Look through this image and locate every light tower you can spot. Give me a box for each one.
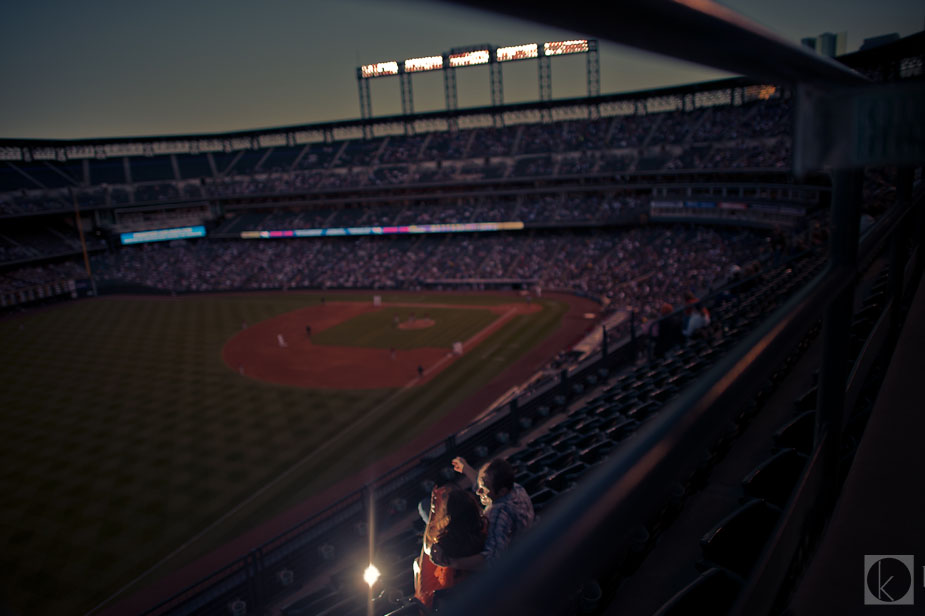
[356,39,600,128]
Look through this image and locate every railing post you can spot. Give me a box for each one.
[510,397,522,438]
[889,168,914,337]
[444,434,457,458]
[899,167,925,284]
[630,310,638,360]
[815,168,862,507]
[246,549,262,611]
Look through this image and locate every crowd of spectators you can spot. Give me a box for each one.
[420,131,469,160]
[134,182,180,203]
[558,152,599,176]
[517,123,562,155]
[511,156,555,178]
[560,117,611,152]
[0,95,797,217]
[379,134,428,164]
[90,225,772,320]
[0,261,86,294]
[0,192,69,215]
[664,138,791,171]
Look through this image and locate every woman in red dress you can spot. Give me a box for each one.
[413,485,485,610]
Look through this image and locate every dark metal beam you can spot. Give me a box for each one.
[442,0,868,87]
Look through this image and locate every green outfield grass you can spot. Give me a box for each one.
[312,306,498,349]
[0,292,568,616]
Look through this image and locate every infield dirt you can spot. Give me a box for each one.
[222,300,541,388]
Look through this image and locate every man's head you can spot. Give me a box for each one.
[476,458,514,507]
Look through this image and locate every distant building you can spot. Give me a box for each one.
[860,33,900,50]
[817,32,847,57]
[801,32,846,58]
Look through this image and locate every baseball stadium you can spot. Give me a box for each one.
[1,3,924,616]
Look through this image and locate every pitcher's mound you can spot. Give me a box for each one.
[398,318,435,330]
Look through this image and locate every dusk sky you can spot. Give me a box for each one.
[0,0,921,140]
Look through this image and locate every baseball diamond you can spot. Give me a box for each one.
[223,301,541,388]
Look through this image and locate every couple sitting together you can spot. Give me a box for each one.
[413,456,535,610]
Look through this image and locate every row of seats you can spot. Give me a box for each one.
[652,265,893,615]
[509,254,825,511]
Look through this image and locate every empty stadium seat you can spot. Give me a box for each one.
[545,462,589,492]
[625,400,659,422]
[579,440,615,465]
[519,471,548,495]
[527,451,560,474]
[605,418,639,442]
[741,448,809,507]
[699,498,782,577]
[281,587,344,616]
[529,487,558,512]
[652,567,745,616]
[773,410,816,455]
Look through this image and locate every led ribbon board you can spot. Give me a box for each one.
[120,225,206,245]
[240,221,524,239]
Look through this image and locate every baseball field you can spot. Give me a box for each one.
[0,290,595,616]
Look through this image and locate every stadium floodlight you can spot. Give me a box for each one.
[543,39,590,56]
[404,55,444,73]
[360,61,400,78]
[364,564,381,587]
[497,43,538,62]
[448,49,491,67]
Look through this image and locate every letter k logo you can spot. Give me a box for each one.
[865,555,914,605]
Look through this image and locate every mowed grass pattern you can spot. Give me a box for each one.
[312,307,498,350]
[0,292,567,616]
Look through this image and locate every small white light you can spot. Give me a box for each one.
[364,564,381,587]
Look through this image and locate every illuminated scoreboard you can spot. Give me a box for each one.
[497,43,538,62]
[543,39,590,56]
[404,55,443,73]
[448,49,491,68]
[360,61,399,79]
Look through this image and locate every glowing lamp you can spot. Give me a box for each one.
[364,564,381,587]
